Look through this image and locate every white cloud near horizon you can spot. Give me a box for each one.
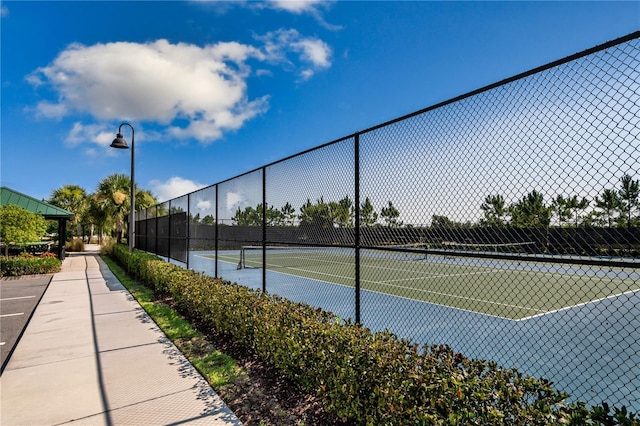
[27,33,332,145]
[150,176,207,202]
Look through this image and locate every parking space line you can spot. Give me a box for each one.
[0,313,24,318]
[0,296,37,301]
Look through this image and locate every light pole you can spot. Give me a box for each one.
[110,123,135,252]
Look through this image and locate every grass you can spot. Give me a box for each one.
[216,249,639,320]
[101,256,243,388]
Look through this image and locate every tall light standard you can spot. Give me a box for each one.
[110,123,135,252]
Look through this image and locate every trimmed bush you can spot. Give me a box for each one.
[111,245,639,425]
[1,256,61,276]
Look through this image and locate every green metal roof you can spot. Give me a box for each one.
[0,187,74,219]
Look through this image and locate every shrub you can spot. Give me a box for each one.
[111,244,639,425]
[1,256,61,276]
[100,237,116,256]
[65,238,85,252]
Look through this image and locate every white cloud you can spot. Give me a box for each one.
[267,0,324,14]
[226,191,243,211]
[31,101,67,119]
[196,200,212,210]
[65,122,120,158]
[67,122,112,146]
[291,37,331,79]
[258,29,332,80]
[28,39,267,144]
[265,0,341,30]
[28,35,331,145]
[150,177,207,202]
[255,69,273,77]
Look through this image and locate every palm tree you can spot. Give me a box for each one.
[94,174,131,243]
[93,174,157,244]
[87,195,111,244]
[48,184,90,238]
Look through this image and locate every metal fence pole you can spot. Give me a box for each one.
[155,205,158,260]
[186,193,190,269]
[354,133,361,324]
[262,167,267,293]
[215,184,219,279]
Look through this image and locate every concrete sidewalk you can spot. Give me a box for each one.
[0,245,242,425]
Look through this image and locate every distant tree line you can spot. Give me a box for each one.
[184,173,639,231]
[479,173,638,229]
[225,197,402,229]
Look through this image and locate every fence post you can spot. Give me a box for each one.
[186,193,190,269]
[168,200,172,263]
[155,205,158,259]
[262,167,267,293]
[215,184,219,279]
[354,133,361,324]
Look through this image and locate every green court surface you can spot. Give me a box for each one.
[215,249,639,320]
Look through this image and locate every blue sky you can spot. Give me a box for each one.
[1,1,638,204]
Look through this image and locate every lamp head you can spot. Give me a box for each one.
[110,132,129,149]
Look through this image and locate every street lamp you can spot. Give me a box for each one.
[110,123,135,252]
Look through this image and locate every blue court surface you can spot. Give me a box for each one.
[188,250,640,410]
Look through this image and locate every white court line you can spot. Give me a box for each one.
[273,254,421,275]
[377,280,545,313]
[211,252,603,318]
[206,254,537,321]
[1,313,24,318]
[381,269,503,283]
[517,287,640,321]
[201,252,640,322]
[258,265,517,321]
[273,265,543,314]
[0,296,37,301]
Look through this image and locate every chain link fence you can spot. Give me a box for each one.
[136,32,640,409]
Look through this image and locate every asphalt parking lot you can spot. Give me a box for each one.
[0,275,51,373]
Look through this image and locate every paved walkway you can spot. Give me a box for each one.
[1,245,242,425]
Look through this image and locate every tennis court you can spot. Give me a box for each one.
[216,246,639,320]
[190,248,640,409]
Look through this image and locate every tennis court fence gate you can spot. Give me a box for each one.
[134,32,640,409]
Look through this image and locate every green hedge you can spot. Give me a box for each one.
[112,245,639,425]
[0,255,61,276]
